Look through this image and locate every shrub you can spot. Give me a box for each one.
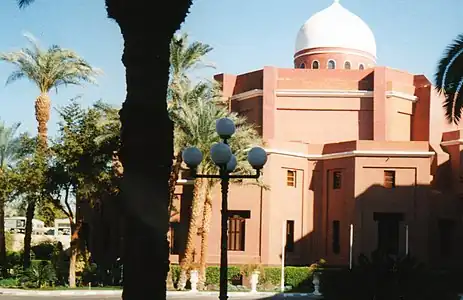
[51,242,68,286]
[170,264,181,285]
[258,266,313,289]
[284,266,312,289]
[6,251,22,270]
[32,242,56,260]
[205,266,240,285]
[20,260,56,288]
[168,264,314,290]
[0,277,19,287]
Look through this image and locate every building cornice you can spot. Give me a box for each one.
[386,91,418,102]
[230,89,263,101]
[276,89,373,98]
[440,139,463,147]
[265,149,435,160]
[177,179,194,185]
[229,89,418,102]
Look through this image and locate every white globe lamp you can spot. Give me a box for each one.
[226,155,237,173]
[247,147,267,169]
[182,147,203,168]
[216,118,236,139]
[210,142,232,166]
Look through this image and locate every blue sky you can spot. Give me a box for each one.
[0,0,461,136]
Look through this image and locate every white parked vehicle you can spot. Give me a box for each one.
[54,218,72,236]
[5,217,45,234]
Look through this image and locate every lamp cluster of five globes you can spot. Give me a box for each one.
[182,118,268,172]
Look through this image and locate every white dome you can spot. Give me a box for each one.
[295,0,377,58]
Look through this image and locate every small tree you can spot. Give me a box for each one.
[46,98,118,287]
[0,120,21,276]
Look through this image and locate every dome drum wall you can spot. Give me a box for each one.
[294,47,375,70]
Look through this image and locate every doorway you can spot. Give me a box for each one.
[373,212,404,256]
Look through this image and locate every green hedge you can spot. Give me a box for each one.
[169,265,314,288]
[260,266,313,288]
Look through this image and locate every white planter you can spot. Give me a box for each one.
[250,271,260,293]
[312,272,322,296]
[189,270,199,292]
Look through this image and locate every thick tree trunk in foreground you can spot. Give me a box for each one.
[0,192,7,277]
[23,201,35,269]
[166,154,182,288]
[34,92,51,149]
[177,179,205,290]
[198,187,212,289]
[105,1,192,299]
[68,199,82,288]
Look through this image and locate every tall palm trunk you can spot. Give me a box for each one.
[34,92,51,149]
[177,179,205,290]
[168,154,183,213]
[23,200,35,269]
[105,1,192,298]
[106,3,188,300]
[198,186,212,289]
[0,191,6,277]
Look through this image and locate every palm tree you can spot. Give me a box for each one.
[173,87,264,289]
[172,90,221,289]
[168,35,215,211]
[17,1,193,298]
[435,34,463,124]
[0,121,21,275]
[0,33,100,149]
[169,33,214,101]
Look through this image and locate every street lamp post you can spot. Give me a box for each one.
[182,117,268,300]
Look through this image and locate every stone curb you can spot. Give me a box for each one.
[0,289,123,296]
[0,288,318,297]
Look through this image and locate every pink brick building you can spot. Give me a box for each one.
[171,0,463,268]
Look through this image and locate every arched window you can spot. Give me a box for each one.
[328,60,336,69]
[300,62,306,69]
[359,64,365,70]
[344,61,351,70]
[312,60,319,69]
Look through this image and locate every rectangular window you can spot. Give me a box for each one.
[332,220,340,254]
[286,220,295,252]
[384,170,396,188]
[287,170,296,187]
[170,222,180,255]
[228,215,246,251]
[438,219,455,256]
[333,171,342,189]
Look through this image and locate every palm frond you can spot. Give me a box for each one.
[0,120,22,168]
[435,34,463,124]
[0,33,101,93]
[169,32,214,95]
[17,0,34,9]
[172,80,264,188]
